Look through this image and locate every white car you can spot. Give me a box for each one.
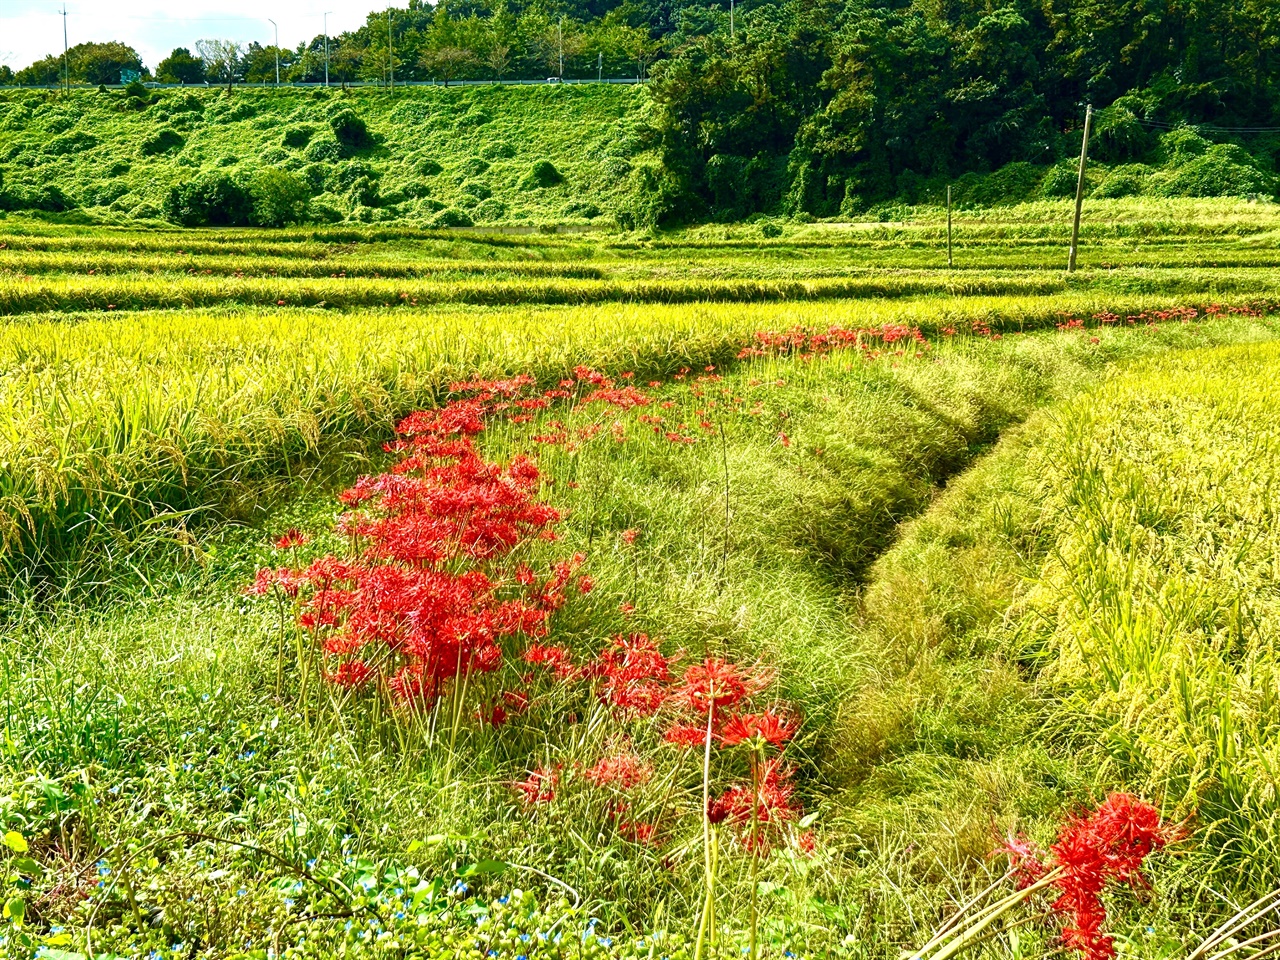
[546,77,562,84]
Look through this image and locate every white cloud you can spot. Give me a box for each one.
[0,0,378,72]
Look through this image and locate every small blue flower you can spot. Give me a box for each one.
[598,937,613,948]
[498,895,509,904]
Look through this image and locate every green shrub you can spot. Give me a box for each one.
[282,124,317,149]
[454,110,490,130]
[428,207,474,228]
[248,168,311,227]
[460,156,490,177]
[761,221,783,238]
[1092,105,1152,163]
[45,131,99,156]
[140,127,184,156]
[481,141,517,160]
[521,160,564,189]
[561,199,601,219]
[462,180,492,200]
[474,198,507,221]
[1157,144,1276,198]
[415,157,443,176]
[1094,164,1150,198]
[346,175,380,207]
[304,136,342,163]
[123,79,149,101]
[955,161,1043,206]
[1038,162,1080,198]
[328,109,372,152]
[163,171,254,226]
[1157,127,1211,166]
[306,196,344,223]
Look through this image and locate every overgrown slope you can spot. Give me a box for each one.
[0,84,652,227]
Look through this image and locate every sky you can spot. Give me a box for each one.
[0,0,378,72]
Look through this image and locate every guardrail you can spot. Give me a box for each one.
[0,78,647,90]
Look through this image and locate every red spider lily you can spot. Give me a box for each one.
[988,794,1172,960]
[478,702,508,727]
[592,634,677,716]
[245,566,303,598]
[579,385,652,410]
[619,820,660,847]
[621,528,639,544]
[584,749,653,790]
[522,643,579,680]
[275,528,310,550]
[503,689,530,713]
[996,832,1048,888]
[675,658,770,717]
[718,709,798,747]
[1050,794,1172,960]
[795,830,817,856]
[664,723,708,748]
[708,758,799,853]
[326,661,372,688]
[512,765,559,805]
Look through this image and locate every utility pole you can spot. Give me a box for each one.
[730,0,735,39]
[387,7,394,92]
[324,11,331,87]
[946,184,953,269]
[597,51,602,82]
[61,4,69,93]
[268,18,279,85]
[558,17,563,78]
[1068,103,1093,274]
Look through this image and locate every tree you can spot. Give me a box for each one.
[196,39,243,93]
[484,43,512,81]
[0,66,12,85]
[156,47,205,84]
[70,42,145,85]
[15,55,65,86]
[421,46,477,86]
[330,43,365,89]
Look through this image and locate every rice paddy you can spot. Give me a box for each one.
[2,201,1280,959]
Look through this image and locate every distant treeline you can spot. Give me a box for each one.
[3,0,1279,219]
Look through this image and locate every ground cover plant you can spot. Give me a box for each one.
[1,210,1280,959]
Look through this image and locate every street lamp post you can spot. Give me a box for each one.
[268,18,279,84]
[324,11,332,87]
[558,17,563,78]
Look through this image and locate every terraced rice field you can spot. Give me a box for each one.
[1,201,1279,960]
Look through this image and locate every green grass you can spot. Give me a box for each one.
[3,309,1280,959]
[3,209,1280,959]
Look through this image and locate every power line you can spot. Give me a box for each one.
[1132,117,1280,134]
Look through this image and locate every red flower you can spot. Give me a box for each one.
[1047,794,1172,960]
[275,528,310,550]
[664,723,707,748]
[584,750,653,790]
[675,658,768,717]
[795,830,817,856]
[619,820,660,847]
[718,709,798,747]
[512,765,559,805]
[620,528,639,544]
[326,661,372,687]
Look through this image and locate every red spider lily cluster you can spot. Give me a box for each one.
[737,323,930,360]
[510,643,806,856]
[248,380,587,706]
[998,793,1176,960]
[1054,300,1276,331]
